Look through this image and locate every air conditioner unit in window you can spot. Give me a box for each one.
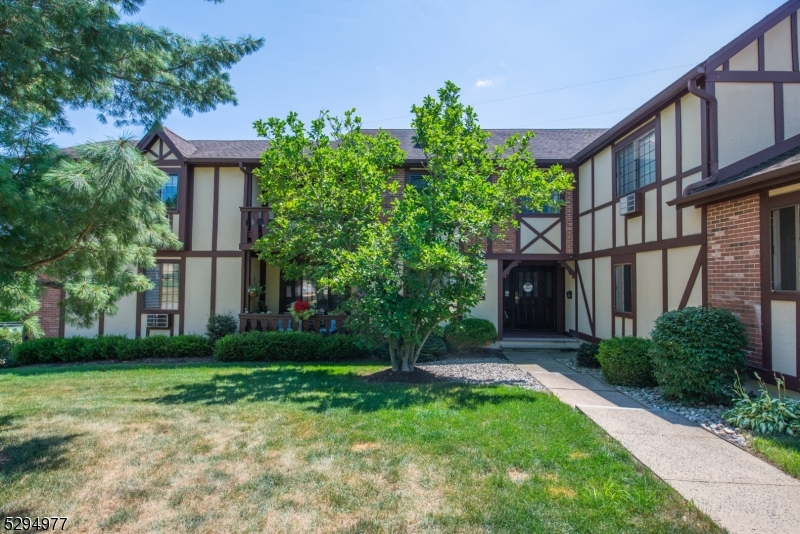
[146,314,169,328]
[619,193,641,215]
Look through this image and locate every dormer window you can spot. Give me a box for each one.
[615,130,655,196]
[161,173,179,210]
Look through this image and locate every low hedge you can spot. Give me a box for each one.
[651,306,747,403]
[213,331,369,362]
[597,336,655,387]
[444,318,497,352]
[12,334,212,365]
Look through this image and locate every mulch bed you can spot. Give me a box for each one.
[362,367,451,384]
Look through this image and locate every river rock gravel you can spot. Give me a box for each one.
[418,358,548,392]
[556,357,751,448]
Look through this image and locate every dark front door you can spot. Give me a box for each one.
[503,266,556,331]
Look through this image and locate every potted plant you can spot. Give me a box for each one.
[248,284,264,298]
[289,300,314,331]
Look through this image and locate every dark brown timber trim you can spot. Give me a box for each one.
[775,82,785,144]
[758,34,766,72]
[679,244,705,309]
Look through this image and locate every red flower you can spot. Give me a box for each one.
[292,300,311,313]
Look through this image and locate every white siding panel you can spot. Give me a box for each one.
[215,257,242,316]
[595,257,612,339]
[579,160,593,213]
[783,83,800,140]
[636,251,662,338]
[681,94,702,171]
[594,206,613,251]
[627,216,642,246]
[771,300,797,376]
[765,17,793,71]
[184,257,212,334]
[471,260,499,330]
[717,83,775,168]
[577,259,593,336]
[662,185,678,240]
[191,168,215,251]
[217,168,245,251]
[660,104,677,180]
[104,293,137,337]
[729,40,759,71]
[594,147,613,206]
[579,213,593,253]
[644,189,658,242]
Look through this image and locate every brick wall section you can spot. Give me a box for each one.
[706,194,763,367]
[37,287,63,338]
[564,189,574,255]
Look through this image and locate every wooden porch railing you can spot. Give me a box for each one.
[240,206,272,249]
[238,313,347,334]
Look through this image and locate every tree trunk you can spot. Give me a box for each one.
[388,340,400,372]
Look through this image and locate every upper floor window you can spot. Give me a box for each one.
[521,192,562,214]
[161,174,179,210]
[613,263,632,313]
[143,263,180,310]
[616,130,655,196]
[772,205,798,291]
[407,174,429,191]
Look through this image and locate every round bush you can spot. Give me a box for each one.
[576,342,600,368]
[418,335,448,362]
[651,306,747,403]
[597,336,655,387]
[206,312,238,344]
[443,318,497,352]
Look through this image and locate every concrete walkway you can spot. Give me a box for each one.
[506,351,800,534]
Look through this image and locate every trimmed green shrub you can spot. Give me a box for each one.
[418,335,448,362]
[650,306,748,403]
[213,332,368,362]
[443,318,497,352]
[0,328,22,365]
[597,336,655,387]
[206,312,238,344]
[11,334,212,365]
[576,342,600,368]
[725,375,800,436]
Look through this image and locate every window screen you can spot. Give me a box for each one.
[614,264,632,313]
[772,206,798,291]
[616,130,656,196]
[143,263,180,310]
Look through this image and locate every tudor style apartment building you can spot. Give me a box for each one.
[40,0,800,390]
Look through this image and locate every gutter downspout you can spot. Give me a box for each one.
[683,67,719,196]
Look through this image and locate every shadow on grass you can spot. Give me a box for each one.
[0,434,81,476]
[146,366,540,413]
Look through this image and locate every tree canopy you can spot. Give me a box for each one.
[0,0,263,333]
[253,82,573,371]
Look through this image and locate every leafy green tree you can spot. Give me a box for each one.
[254,82,573,371]
[0,0,263,333]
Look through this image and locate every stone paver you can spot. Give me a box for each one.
[505,351,800,534]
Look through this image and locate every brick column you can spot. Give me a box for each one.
[706,194,762,366]
[37,288,63,338]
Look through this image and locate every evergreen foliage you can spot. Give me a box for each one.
[443,318,498,352]
[597,336,655,387]
[0,0,263,333]
[212,332,368,362]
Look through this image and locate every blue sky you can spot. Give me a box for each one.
[53,0,786,146]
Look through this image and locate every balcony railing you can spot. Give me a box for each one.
[238,313,347,334]
[240,206,272,249]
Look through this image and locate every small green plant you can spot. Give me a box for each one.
[725,374,800,436]
[443,318,497,352]
[576,342,600,368]
[597,336,655,387]
[206,312,238,344]
[247,284,264,296]
[650,306,747,403]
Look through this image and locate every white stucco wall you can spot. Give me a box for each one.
[636,250,663,338]
[717,82,775,168]
[184,257,212,334]
[217,168,245,251]
[470,260,499,331]
[191,168,215,251]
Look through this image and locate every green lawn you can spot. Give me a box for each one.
[751,434,800,479]
[0,362,721,533]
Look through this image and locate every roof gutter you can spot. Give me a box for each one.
[683,67,719,196]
